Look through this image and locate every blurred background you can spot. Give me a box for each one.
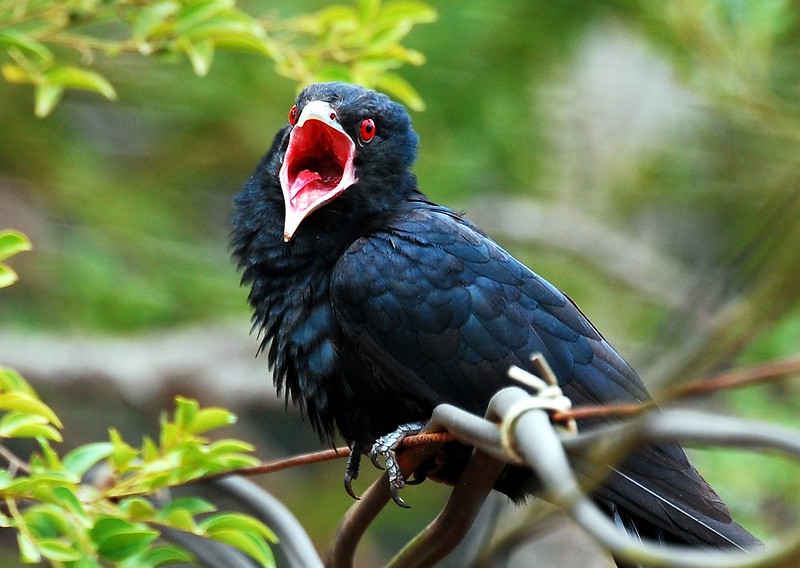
[2,0,800,565]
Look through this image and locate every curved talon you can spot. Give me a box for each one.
[344,472,361,500]
[344,446,362,500]
[370,450,385,470]
[406,471,427,486]
[390,483,410,508]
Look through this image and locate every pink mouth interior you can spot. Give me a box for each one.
[284,121,354,209]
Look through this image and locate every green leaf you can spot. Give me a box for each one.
[0,393,62,428]
[37,438,62,470]
[298,6,359,35]
[0,265,18,289]
[141,435,159,462]
[63,443,114,478]
[173,397,199,432]
[108,428,139,472]
[0,471,30,492]
[207,438,254,454]
[52,486,89,523]
[179,44,212,83]
[70,557,104,568]
[0,231,32,262]
[17,532,41,563]
[137,544,193,566]
[34,84,64,118]
[0,30,54,62]
[159,497,216,517]
[379,1,438,26]
[0,412,62,441]
[0,231,31,288]
[162,508,197,532]
[207,530,275,567]
[1,63,31,84]
[90,517,159,561]
[189,407,236,434]
[174,0,235,34]
[376,72,425,111]
[0,367,36,396]
[45,67,117,100]
[213,32,277,58]
[23,505,73,537]
[312,64,354,84]
[369,19,414,51]
[201,513,277,542]
[36,538,83,562]
[132,1,181,51]
[119,497,157,520]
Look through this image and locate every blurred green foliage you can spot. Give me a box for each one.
[0,0,434,116]
[2,0,800,562]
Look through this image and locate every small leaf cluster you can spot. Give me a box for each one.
[0,326,275,566]
[0,231,275,565]
[1,0,435,116]
[275,0,437,110]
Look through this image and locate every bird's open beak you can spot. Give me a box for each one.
[279,100,357,242]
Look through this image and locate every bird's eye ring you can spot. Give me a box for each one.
[360,118,376,143]
[288,105,299,126]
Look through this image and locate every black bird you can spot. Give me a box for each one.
[231,82,759,550]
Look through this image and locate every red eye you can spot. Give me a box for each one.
[288,105,299,126]
[360,118,376,142]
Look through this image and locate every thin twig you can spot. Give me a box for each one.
[0,444,31,476]
[202,446,351,482]
[552,355,800,423]
[672,355,800,398]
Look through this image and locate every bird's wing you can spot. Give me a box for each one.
[331,203,755,547]
[332,203,649,411]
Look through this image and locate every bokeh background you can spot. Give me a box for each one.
[3,1,800,565]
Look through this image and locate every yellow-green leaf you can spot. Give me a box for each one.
[17,532,41,563]
[63,442,114,477]
[189,407,236,434]
[174,0,235,34]
[0,230,31,261]
[207,530,275,567]
[37,538,83,562]
[1,63,31,84]
[34,84,64,118]
[376,72,425,111]
[45,67,117,100]
[141,544,193,566]
[0,393,62,428]
[132,1,181,47]
[0,412,62,441]
[201,513,277,542]
[0,367,36,396]
[0,30,54,62]
[119,497,157,520]
[0,265,18,288]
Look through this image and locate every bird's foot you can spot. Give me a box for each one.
[370,421,427,508]
[344,445,362,500]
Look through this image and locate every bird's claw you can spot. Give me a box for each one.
[344,446,362,500]
[369,449,385,470]
[369,421,426,507]
[390,480,410,508]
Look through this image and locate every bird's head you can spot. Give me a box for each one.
[278,82,419,242]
